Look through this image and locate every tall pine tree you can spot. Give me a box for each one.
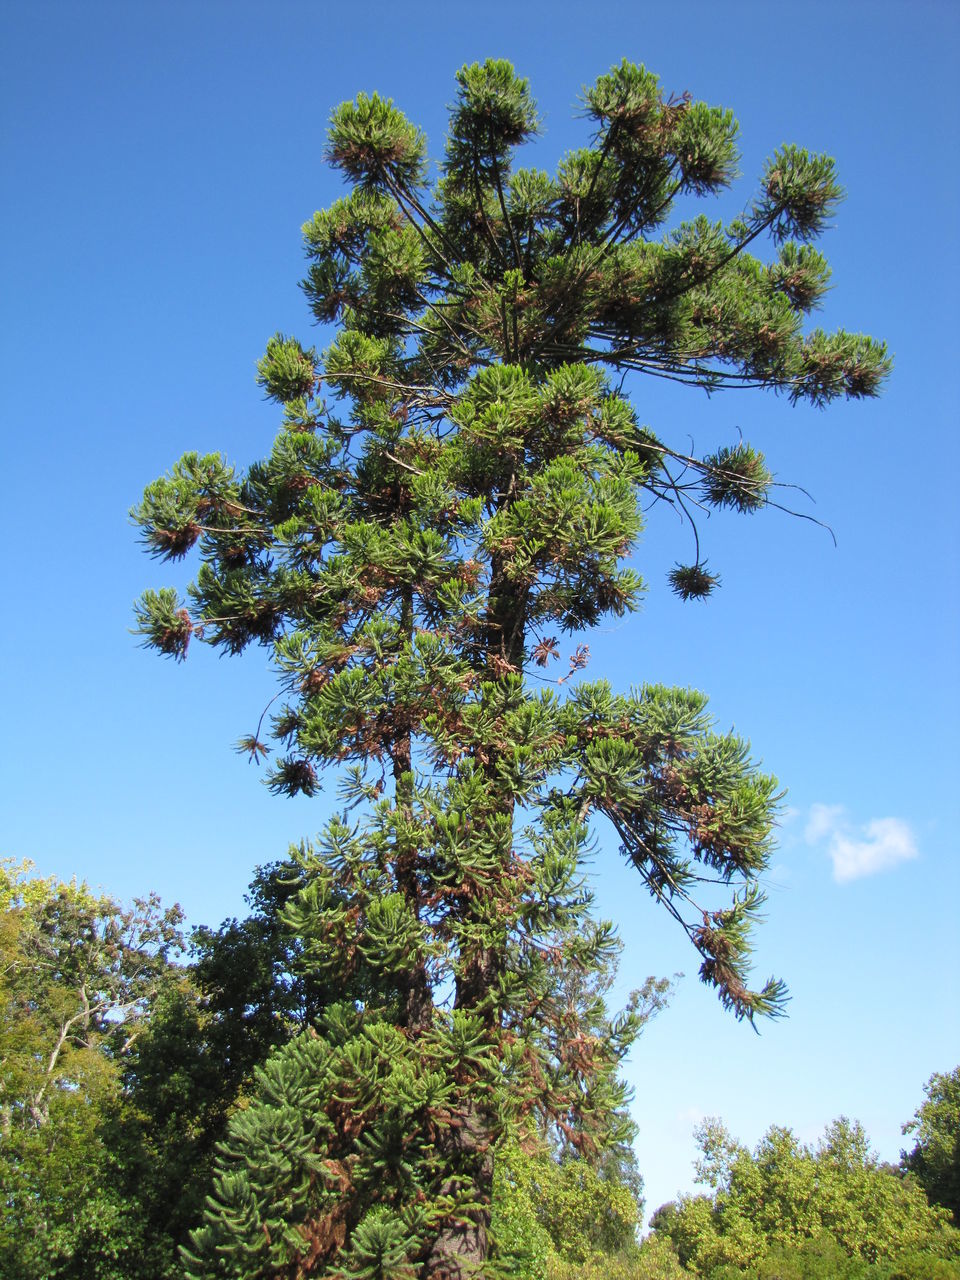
[133,60,889,1278]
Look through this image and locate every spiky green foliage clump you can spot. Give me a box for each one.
[133,59,889,1278]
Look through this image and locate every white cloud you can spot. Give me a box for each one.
[805,803,845,844]
[805,805,919,883]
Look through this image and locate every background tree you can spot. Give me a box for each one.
[902,1069,960,1226]
[711,1239,960,1280]
[490,967,671,1278]
[650,1117,960,1276]
[0,859,184,1279]
[118,858,375,1272]
[492,1137,642,1273]
[133,58,889,1278]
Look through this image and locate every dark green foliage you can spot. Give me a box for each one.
[668,563,720,601]
[902,1069,960,1226]
[181,1007,484,1278]
[114,860,356,1274]
[132,58,889,1277]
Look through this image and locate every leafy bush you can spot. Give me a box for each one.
[653,1118,960,1276]
[546,1234,692,1278]
[491,1138,643,1276]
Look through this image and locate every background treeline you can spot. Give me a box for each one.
[2,857,957,1280]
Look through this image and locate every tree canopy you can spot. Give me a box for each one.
[651,1116,960,1277]
[903,1069,960,1226]
[0,859,184,1279]
[132,58,890,1278]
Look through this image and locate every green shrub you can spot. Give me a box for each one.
[546,1234,692,1279]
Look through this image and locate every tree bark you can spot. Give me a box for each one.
[393,582,434,1034]
[423,1098,494,1279]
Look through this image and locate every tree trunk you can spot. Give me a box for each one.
[394,582,434,1034]
[423,1098,494,1279]
[426,555,528,1276]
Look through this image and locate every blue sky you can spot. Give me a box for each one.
[2,0,958,1221]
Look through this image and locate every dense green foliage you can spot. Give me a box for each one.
[0,859,346,1279]
[903,1069,960,1225]
[3,861,957,1280]
[0,859,184,1279]
[708,1243,960,1280]
[651,1117,960,1276]
[113,861,342,1272]
[129,57,890,1277]
[492,1137,643,1275]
